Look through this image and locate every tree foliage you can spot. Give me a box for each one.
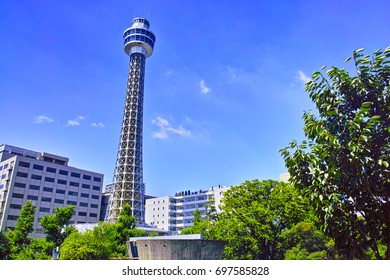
[40,205,75,247]
[281,47,390,259]
[283,221,336,260]
[0,232,10,260]
[6,200,36,258]
[180,207,209,236]
[2,200,52,259]
[60,222,120,260]
[60,204,145,259]
[211,180,310,259]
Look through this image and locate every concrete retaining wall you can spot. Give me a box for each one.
[127,239,225,260]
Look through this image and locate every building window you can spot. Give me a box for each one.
[91,195,99,200]
[79,202,88,207]
[83,175,91,180]
[10,204,22,209]
[68,191,78,196]
[80,193,89,198]
[29,185,40,190]
[43,187,53,192]
[93,177,101,183]
[70,181,79,187]
[46,167,56,173]
[33,164,44,171]
[31,174,42,180]
[12,193,24,199]
[7,215,19,221]
[92,186,100,191]
[78,212,87,216]
[45,177,55,183]
[90,204,98,208]
[14,182,26,189]
[27,195,38,201]
[59,170,68,176]
[18,161,30,168]
[89,213,97,218]
[41,197,52,202]
[16,172,28,178]
[54,199,64,204]
[57,179,67,185]
[82,184,90,189]
[67,200,77,206]
[56,189,65,194]
[70,172,80,178]
[39,207,50,213]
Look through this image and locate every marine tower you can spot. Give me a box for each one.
[105,18,156,224]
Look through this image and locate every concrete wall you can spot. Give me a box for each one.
[128,239,225,260]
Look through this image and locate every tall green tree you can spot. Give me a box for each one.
[115,204,145,255]
[40,205,75,247]
[6,201,53,259]
[180,208,209,236]
[7,200,35,258]
[281,47,390,259]
[212,180,309,259]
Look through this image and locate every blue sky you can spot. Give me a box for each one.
[1,0,389,197]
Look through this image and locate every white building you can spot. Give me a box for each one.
[0,144,104,238]
[145,185,231,233]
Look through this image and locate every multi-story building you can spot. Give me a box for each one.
[0,144,104,238]
[145,186,231,233]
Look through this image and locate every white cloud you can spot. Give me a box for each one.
[34,115,55,124]
[297,70,310,84]
[91,122,106,128]
[200,79,211,94]
[165,69,174,76]
[152,116,191,139]
[67,115,86,127]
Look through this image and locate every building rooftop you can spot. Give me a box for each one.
[0,144,69,166]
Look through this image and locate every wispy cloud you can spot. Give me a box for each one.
[224,65,262,91]
[152,116,191,140]
[91,122,106,128]
[67,115,85,127]
[165,69,174,76]
[34,115,55,124]
[297,70,310,84]
[200,79,211,94]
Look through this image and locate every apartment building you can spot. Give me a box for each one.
[145,185,231,233]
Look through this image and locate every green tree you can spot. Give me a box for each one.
[60,204,145,260]
[205,195,219,222]
[40,205,75,247]
[11,238,53,260]
[180,208,209,236]
[281,47,390,259]
[0,231,10,260]
[212,180,309,259]
[60,222,120,260]
[115,204,145,255]
[283,221,336,260]
[7,200,35,258]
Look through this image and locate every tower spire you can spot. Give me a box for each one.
[105,17,156,224]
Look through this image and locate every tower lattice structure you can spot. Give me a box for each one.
[105,18,156,224]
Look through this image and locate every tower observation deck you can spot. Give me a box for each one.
[105,17,156,224]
